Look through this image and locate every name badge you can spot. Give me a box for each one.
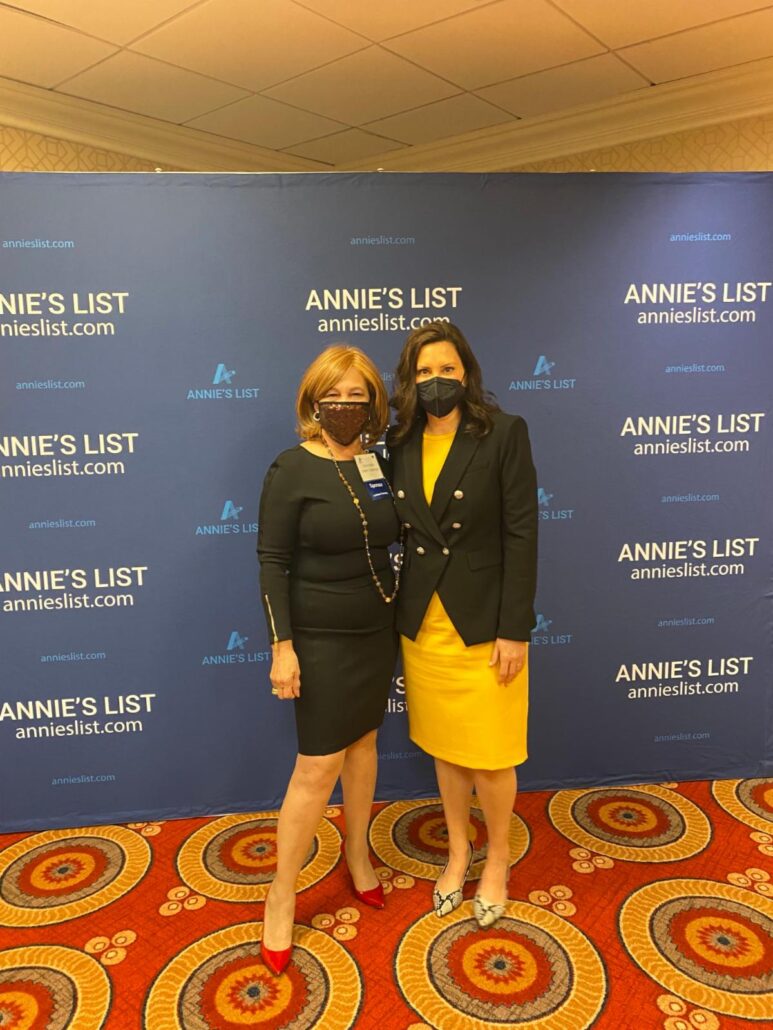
[355,453,390,501]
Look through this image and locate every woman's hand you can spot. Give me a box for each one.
[270,640,301,699]
[489,639,527,685]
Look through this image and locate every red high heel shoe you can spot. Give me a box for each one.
[260,940,292,977]
[340,839,385,910]
[261,888,293,976]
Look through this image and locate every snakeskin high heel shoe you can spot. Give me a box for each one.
[473,892,506,929]
[433,842,474,917]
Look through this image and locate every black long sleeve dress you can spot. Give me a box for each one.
[257,446,399,755]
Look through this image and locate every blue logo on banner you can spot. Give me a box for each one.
[186,364,260,400]
[531,613,573,646]
[213,363,235,385]
[509,356,576,392]
[201,630,269,666]
[537,487,575,521]
[195,501,257,537]
[227,630,248,651]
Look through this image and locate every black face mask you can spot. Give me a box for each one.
[317,401,370,446]
[416,377,466,418]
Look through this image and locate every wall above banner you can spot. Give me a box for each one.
[1,171,770,831]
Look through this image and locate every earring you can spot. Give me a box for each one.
[312,410,321,422]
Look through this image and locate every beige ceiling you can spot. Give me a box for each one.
[1,0,773,168]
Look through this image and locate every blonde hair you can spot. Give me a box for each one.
[296,345,389,445]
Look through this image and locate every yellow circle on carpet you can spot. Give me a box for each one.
[619,878,773,1019]
[712,780,773,834]
[549,785,710,862]
[396,900,606,1028]
[0,945,111,1028]
[144,922,361,1028]
[462,937,538,995]
[370,799,529,880]
[0,827,150,927]
[176,812,340,902]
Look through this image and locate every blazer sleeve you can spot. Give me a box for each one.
[497,416,538,640]
[257,458,303,643]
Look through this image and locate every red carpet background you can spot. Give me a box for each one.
[0,778,771,1028]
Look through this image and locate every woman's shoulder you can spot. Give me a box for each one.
[490,409,527,428]
[386,419,420,451]
[484,410,529,440]
[270,444,308,466]
[263,445,309,478]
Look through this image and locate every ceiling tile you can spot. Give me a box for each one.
[365,93,513,145]
[551,0,769,49]
[284,128,406,165]
[477,54,649,118]
[264,46,460,123]
[186,94,347,149]
[293,0,487,41]
[383,0,604,89]
[0,6,116,88]
[57,52,248,123]
[620,8,773,83]
[131,0,368,91]
[5,1,200,45]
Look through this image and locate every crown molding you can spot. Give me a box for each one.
[2,57,772,175]
[0,77,325,172]
[344,57,773,171]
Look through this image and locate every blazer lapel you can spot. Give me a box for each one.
[402,423,446,548]
[429,419,479,522]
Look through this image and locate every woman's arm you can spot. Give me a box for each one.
[257,458,303,697]
[497,416,538,642]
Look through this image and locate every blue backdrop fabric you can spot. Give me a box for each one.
[1,171,771,831]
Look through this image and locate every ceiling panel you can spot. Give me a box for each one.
[0,0,769,169]
[292,0,487,41]
[621,8,773,83]
[285,128,406,165]
[551,0,771,49]
[0,5,116,88]
[131,0,368,91]
[186,94,347,149]
[58,52,248,124]
[365,93,513,145]
[477,54,649,118]
[384,0,604,89]
[264,46,460,124]
[5,1,201,45]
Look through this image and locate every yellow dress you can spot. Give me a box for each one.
[400,430,529,770]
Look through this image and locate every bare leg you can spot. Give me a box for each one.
[340,729,379,891]
[474,767,517,903]
[263,750,346,950]
[434,757,475,894]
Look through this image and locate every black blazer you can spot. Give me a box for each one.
[390,411,537,646]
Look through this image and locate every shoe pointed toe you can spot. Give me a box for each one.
[433,888,463,917]
[341,838,386,909]
[260,941,292,976]
[433,843,474,917]
[354,883,385,909]
[473,892,506,929]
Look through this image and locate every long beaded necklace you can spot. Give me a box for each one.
[325,444,404,604]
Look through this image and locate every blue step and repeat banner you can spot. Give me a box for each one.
[1,172,771,831]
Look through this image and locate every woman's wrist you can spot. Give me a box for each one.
[272,639,294,653]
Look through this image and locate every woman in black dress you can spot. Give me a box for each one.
[257,344,399,975]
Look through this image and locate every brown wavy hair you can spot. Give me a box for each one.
[388,322,500,446]
[296,344,389,446]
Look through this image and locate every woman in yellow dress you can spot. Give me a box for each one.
[388,321,537,928]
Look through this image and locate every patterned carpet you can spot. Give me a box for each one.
[0,779,771,1028]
